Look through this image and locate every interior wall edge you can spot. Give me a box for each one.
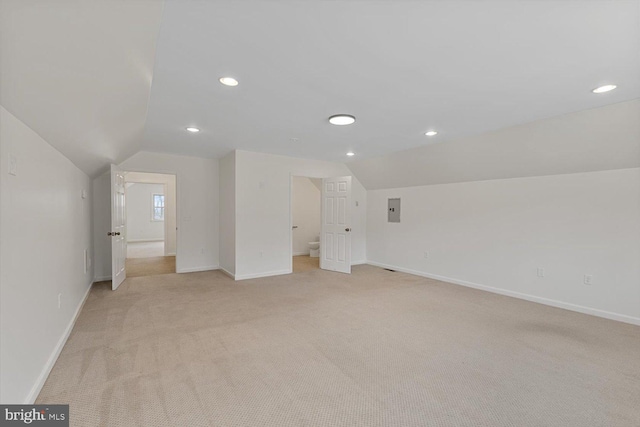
[175,265,219,274]
[218,267,236,280]
[234,269,293,281]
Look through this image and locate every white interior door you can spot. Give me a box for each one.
[321,176,352,274]
[110,164,126,290]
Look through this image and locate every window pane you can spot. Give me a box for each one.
[154,207,164,221]
[154,194,164,208]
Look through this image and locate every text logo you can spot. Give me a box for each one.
[1,405,68,426]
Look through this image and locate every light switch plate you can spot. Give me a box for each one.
[8,155,17,176]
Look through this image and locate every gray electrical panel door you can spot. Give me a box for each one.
[388,198,401,222]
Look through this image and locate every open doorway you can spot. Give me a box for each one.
[291,176,322,273]
[124,171,177,278]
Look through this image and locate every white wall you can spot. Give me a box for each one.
[234,150,366,280]
[219,151,236,275]
[92,151,219,275]
[292,176,321,255]
[366,168,640,324]
[121,152,218,273]
[0,106,93,403]
[126,183,165,242]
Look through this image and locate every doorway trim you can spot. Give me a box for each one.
[121,169,179,270]
[288,173,325,273]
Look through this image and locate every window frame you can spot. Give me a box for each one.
[152,193,165,222]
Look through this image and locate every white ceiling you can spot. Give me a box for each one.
[142,0,640,163]
[0,0,164,177]
[1,1,639,178]
[349,99,640,189]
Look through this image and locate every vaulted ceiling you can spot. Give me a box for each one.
[1,0,639,180]
[0,0,164,176]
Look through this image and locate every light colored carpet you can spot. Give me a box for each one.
[125,256,176,278]
[36,266,640,426]
[127,241,164,258]
[293,255,319,273]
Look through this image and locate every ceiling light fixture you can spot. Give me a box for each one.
[219,77,239,87]
[329,114,356,125]
[425,131,438,136]
[186,127,200,133]
[346,152,355,156]
[592,84,617,94]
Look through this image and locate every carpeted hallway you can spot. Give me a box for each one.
[36,265,640,426]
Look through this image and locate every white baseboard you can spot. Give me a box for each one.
[176,265,219,274]
[293,251,310,256]
[166,252,176,256]
[25,281,94,404]
[127,238,164,243]
[351,260,367,266]
[367,260,640,326]
[93,275,111,282]
[235,269,292,281]
[219,268,235,279]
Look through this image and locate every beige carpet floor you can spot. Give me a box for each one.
[293,255,319,273]
[127,241,165,259]
[36,266,640,426]
[125,256,176,278]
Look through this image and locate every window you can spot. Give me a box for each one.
[152,194,165,221]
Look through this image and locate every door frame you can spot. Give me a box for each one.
[289,173,350,273]
[121,168,179,270]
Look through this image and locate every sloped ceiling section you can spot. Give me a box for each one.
[347,100,640,190]
[0,0,164,177]
[141,0,639,163]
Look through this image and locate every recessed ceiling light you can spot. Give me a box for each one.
[219,77,239,87]
[425,131,438,136]
[592,84,617,94]
[346,152,355,156]
[329,114,356,125]
[186,127,200,133]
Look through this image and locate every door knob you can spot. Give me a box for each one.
[107,232,121,236]
[345,228,351,232]
[107,232,113,236]
[115,232,121,236]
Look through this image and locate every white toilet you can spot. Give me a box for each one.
[309,237,320,258]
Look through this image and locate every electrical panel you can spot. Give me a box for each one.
[388,198,400,223]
